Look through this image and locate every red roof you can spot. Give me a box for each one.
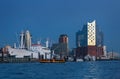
[32,44,41,46]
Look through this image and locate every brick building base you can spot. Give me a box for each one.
[76,46,104,58]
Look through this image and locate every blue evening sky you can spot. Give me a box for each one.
[0,0,120,52]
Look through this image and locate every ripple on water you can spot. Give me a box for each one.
[0,61,120,79]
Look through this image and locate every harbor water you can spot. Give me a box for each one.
[0,61,120,79]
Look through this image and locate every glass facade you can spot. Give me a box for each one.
[76,20,103,47]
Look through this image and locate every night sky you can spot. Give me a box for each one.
[0,0,120,53]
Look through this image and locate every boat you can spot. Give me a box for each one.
[3,30,66,63]
[6,30,51,62]
[39,59,65,63]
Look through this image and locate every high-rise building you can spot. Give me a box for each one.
[76,20,103,47]
[76,20,104,59]
[59,34,68,43]
[51,34,69,58]
[87,20,96,46]
[76,25,87,47]
[59,34,69,57]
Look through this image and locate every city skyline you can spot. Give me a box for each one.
[0,0,120,53]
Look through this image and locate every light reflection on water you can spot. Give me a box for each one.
[83,62,99,79]
[0,61,120,79]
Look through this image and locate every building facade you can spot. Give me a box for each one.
[51,34,69,59]
[76,20,104,59]
[76,20,103,47]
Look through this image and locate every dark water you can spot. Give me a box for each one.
[0,61,120,79]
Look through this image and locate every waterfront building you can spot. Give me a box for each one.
[76,20,103,47]
[59,34,68,43]
[51,34,69,58]
[76,20,104,59]
[59,34,69,57]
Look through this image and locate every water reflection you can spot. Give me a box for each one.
[83,62,99,79]
[0,61,120,79]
